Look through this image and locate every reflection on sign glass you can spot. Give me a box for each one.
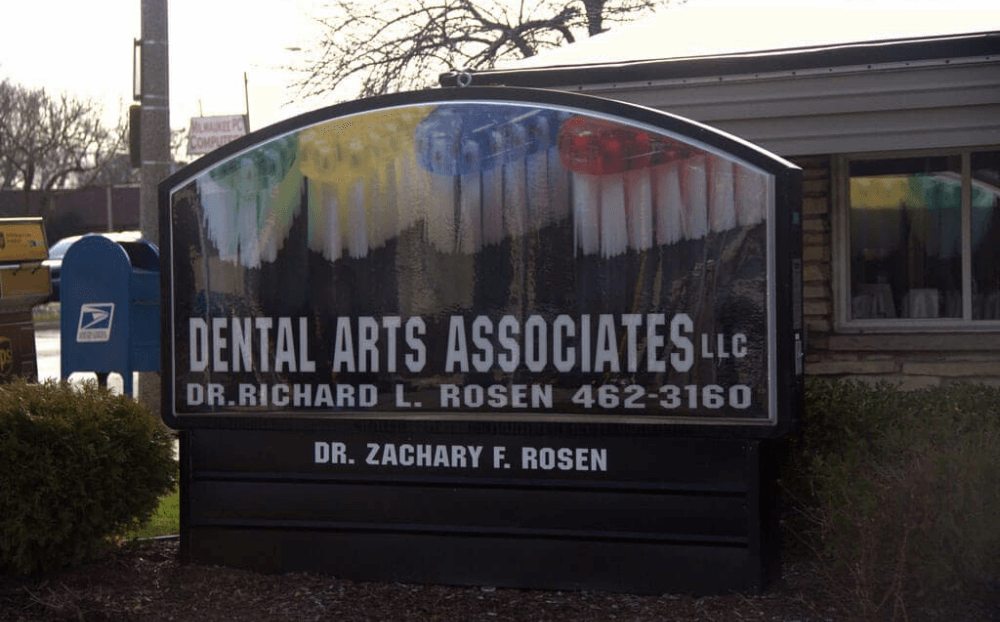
[169,101,774,425]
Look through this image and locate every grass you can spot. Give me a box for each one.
[120,488,180,540]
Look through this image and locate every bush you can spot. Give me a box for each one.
[781,379,1000,620]
[0,379,177,575]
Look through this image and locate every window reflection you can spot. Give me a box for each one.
[972,150,1000,320]
[849,156,962,319]
[848,151,1000,322]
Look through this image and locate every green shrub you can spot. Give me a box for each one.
[781,379,1000,620]
[0,378,177,575]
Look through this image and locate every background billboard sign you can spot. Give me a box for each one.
[161,88,802,437]
[187,114,249,156]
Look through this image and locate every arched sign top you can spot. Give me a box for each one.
[160,87,802,437]
[167,87,796,189]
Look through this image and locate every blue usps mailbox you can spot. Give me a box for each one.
[60,234,160,396]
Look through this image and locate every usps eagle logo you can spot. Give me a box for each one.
[76,303,115,343]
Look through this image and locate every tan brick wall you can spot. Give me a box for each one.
[793,156,834,342]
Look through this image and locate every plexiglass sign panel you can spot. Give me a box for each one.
[161,88,801,435]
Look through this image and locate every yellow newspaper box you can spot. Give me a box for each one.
[0,218,50,381]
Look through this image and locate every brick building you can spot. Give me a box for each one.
[0,186,140,245]
[442,3,1000,388]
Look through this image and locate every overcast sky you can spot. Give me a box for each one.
[0,0,321,134]
[1,0,994,139]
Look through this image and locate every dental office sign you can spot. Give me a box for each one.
[161,88,802,437]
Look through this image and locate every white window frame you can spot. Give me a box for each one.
[834,147,1000,333]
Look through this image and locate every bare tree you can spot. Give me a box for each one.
[295,0,670,101]
[0,79,131,212]
[0,79,21,192]
[76,115,141,189]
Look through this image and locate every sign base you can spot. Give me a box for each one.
[179,430,780,595]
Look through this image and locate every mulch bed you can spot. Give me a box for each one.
[1,538,994,622]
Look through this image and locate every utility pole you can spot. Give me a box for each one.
[138,0,169,414]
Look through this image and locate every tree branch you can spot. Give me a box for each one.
[291,0,670,102]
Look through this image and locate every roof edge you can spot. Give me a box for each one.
[440,31,1000,89]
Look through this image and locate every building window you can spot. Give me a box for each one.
[844,149,1000,327]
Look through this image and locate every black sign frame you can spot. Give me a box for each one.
[159,86,802,439]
